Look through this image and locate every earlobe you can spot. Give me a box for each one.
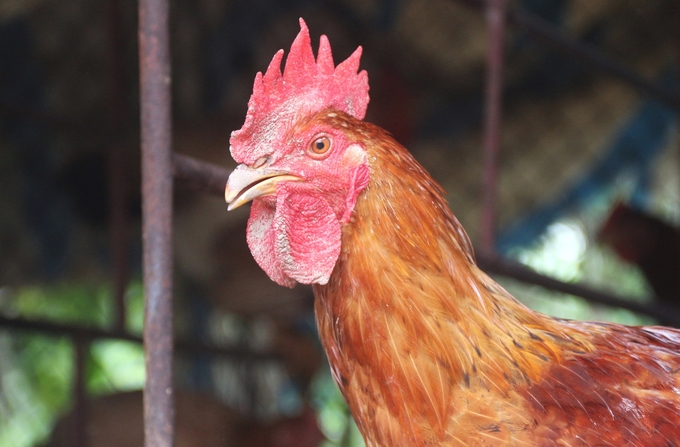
[342,144,367,165]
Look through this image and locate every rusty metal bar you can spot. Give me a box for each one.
[455,0,680,111]
[476,253,680,327]
[480,0,507,255]
[0,315,279,360]
[107,0,130,332]
[73,337,88,447]
[173,153,231,196]
[139,0,174,445]
[108,148,130,331]
[677,0,680,214]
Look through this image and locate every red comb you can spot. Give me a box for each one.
[230,18,369,163]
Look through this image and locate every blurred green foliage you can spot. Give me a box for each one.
[0,281,145,447]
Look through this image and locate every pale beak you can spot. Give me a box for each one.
[225,164,300,211]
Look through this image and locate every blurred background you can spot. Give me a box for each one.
[0,0,679,446]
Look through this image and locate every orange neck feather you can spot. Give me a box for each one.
[313,121,587,445]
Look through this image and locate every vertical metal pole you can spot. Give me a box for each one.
[139,0,174,446]
[481,0,507,255]
[107,0,129,332]
[72,337,88,447]
[677,0,680,219]
[109,148,130,331]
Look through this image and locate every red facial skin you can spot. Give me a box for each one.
[242,112,370,287]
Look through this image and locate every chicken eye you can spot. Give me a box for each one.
[310,136,331,155]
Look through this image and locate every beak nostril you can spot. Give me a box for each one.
[253,156,270,169]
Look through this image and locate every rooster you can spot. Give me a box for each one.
[599,202,680,307]
[224,19,680,446]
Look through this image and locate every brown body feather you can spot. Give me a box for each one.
[312,113,680,446]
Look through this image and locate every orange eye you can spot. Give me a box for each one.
[310,136,331,155]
